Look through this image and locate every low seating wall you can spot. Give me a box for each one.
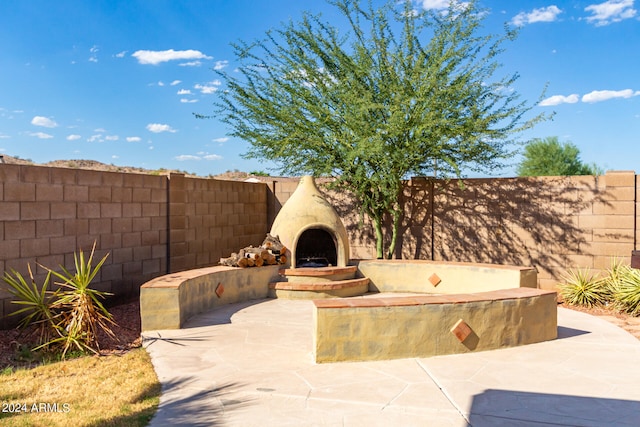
[313,288,558,363]
[140,265,281,331]
[140,260,541,332]
[356,259,537,293]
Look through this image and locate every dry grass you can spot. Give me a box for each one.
[0,347,160,427]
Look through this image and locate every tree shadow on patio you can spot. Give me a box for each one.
[468,388,640,426]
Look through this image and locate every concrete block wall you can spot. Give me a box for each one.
[0,165,269,328]
[0,164,168,327]
[270,171,638,290]
[169,174,268,273]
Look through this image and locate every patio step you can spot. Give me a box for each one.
[268,277,370,299]
[278,265,357,283]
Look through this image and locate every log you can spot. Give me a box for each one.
[219,234,289,268]
[220,252,242,267]
[261,233,286,254]
[263,252,277,265]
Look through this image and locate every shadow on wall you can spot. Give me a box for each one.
[468,389,640,426]
[323,175,622,282]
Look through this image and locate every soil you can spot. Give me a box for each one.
[0,300,142,371]
[1,300,638,371]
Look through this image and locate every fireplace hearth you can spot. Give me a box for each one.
[270,176,350,269]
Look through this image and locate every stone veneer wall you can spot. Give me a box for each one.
[0,165,268,327]
[270,171,637,290]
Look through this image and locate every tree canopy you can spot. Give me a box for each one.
[516,137,601,177]
[208,0,548,258]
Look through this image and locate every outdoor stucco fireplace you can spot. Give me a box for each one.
[270,176,350,268]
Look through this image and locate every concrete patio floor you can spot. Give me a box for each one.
[142,297,640,426]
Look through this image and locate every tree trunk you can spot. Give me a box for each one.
[386,208,401,260]
[374,217,384,259]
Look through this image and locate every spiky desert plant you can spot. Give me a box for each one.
[3,265,58,347]
[600,257,626,301]
[613,265,640,316]
[558,267,608,308]
[44,242,116,356]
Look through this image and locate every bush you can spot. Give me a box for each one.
[3,265,57,347]
[3,242,117,358]
[612,266,640,316]
[558,268,610,308]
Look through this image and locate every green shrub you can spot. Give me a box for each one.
[3,243,117,358]
[3,265,58,347]
[44,243,116,356]
[558,268,609,307]
[613,266,640,316]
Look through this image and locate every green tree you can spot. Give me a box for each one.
[516,137,601,177]
[208,0,547,259]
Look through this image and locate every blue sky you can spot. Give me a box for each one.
[0,0,638,177]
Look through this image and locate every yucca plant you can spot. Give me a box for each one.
[613,266,640,316]
[558,267,609,308]
[44,242,117,356]
[598,257,627,303]
[3,265,58,347]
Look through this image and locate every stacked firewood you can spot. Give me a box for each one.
[219,233,288,268]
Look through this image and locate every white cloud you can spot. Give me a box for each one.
[213,60,229,70]
[180,98,198,103]
[175,153,223,161]
[157,81,165,87]
[89,45,99,63]
[132,49,212,65]
[420,0,469,11]
[105,135,119,141]
[170,80,182,86]
[29,132,54,139]
[146,123,177,133]
[66,134,82,141]
[126,136,142,142]
[585,0,636,26]
[115,51,127,58]
[175,154,200,161]
[177,89,192,95]
[212,137,229,143]
[539,94,580,106]
[421,0,453,9]
[512,6,562,26]
[179,61,202,67]
[582,89,640,103]
[94,127,106,132]
[112,155,119,159]
[31,116,58,128]
[0,134,10,139]
[87,134,103,142]
[194,80,221,94]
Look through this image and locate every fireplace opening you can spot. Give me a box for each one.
[295,228,337,268]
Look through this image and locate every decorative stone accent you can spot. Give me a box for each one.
[428,273,442,287]
[450,319,472,342]
[215,282,225,298]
